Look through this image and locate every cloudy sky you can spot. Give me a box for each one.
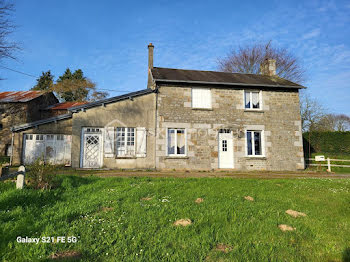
[0,0,349,114]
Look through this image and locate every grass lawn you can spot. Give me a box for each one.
[1,176,350,261]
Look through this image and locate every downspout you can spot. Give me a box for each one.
[154,86,159,170]
[10,131,14,166]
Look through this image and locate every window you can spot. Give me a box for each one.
[116,127,135,156]
[57,135,64,140]
[245,91,261,109]
[26,134,33,140]
[167,128,186,156]
[246,131,263,156]
[219,129,230,133]
[192,88,212,109]
[46,135,54,140]
[36,135,44,141]
[222,140,227,152]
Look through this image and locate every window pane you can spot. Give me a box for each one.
[252,92,260,109]
[247,131,252,155]
[168,129,175,154]
[254,132,261,155]
[245,91,251,109]
[177,130,185,155]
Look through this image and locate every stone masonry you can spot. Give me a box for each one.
[155,84,304,171]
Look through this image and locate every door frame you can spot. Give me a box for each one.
[80,127,104,168]
[218,131,234,169]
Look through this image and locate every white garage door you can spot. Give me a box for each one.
[23,134,72,165]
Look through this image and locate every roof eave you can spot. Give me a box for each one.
[68,89,155,112]
[154,79,306,89]
[11,113,72,132]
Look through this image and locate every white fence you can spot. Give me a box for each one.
[307,156,350,172]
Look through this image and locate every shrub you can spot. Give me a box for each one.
[303,131,350,155]
[27,159,57,190]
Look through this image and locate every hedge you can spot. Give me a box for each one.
[303,131,350,156]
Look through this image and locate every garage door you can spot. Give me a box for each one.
[23,134,72,165]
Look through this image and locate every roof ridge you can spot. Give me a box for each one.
[153,67,272,77]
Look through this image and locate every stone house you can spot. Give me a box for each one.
[0,91,58,157]
[11,44,305,170]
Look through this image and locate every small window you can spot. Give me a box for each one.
[46,135,54,140]
[222,140,227,152]
[167,128,186,156]
[57,135,64,140]
[36,135,44,141]
[245,91,261,109]
[246,131,262,156]
[116,127,135,156]
[26,134,33,140]
[192,88,212,109]
[219,129,230,133]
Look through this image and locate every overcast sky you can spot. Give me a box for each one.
[0,0,349,115]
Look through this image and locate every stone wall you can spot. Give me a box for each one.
[71,93,156,169]
[0,103,28,156]
[156,84,304,171]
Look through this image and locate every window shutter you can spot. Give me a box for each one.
[104,127,114,157]
[192,88,211,108]
[136,127,147,157]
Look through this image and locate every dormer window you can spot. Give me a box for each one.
[245,90,261,110]
[192,88,212,109]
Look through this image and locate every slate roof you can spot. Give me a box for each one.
[68,88,155,112]
[151,67,305,89]
[43,101,88,110]
[11,113,72,132]
[0,91,45,102]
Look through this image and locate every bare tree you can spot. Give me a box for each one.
[299,92,325,133]
[316,114,350,131]
[218,41,306,83]
[0,0,18,62]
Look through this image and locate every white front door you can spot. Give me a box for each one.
[81,128,103,168]
[218,132,234,168]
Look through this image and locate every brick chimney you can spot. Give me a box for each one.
[147,43,154,89]
[148,43,154,70]
[260,58,276,76]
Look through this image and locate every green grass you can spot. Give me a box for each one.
[1,176,350,261]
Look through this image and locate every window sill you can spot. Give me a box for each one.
[116,156,137,159]
[245,156,266,160]
[165,156,189,159]
[244,109,264,113]
[192,108,213,111]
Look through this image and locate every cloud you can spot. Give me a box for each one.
[302,28,321,40]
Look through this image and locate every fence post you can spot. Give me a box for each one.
[16,165,25,189]
[327,158,331,173]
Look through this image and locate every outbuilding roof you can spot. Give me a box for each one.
[0,91,45,102]
[151,67,305,89]
[43,101,88,110]
[11,113,72,132]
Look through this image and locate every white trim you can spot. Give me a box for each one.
[245,129,265,157]
[243,90,263,111]
[166,128,187,157]
[81,127,104,168]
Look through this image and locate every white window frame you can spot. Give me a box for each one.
[166,128,187,156]
[244,90,262,110]
[245,130,265,157]
[192,87,212,109]
[116,127,136,157]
